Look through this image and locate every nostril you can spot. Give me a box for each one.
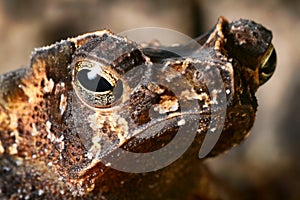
[253,31,259,38]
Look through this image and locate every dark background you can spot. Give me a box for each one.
[0,0,299,199]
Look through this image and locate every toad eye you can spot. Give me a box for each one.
[77,69,114,92]
[73,61,123,108]
[259,44,276,85]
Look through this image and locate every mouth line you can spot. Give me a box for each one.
[128,110,220,143]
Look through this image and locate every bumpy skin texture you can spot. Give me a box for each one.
[0,17,276,199]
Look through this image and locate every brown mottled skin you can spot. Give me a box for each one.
[0,17,276,199]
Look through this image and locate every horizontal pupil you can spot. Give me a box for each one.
[77,69,113,92]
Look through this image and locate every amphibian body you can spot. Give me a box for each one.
[0,17,276,199]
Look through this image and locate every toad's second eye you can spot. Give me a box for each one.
[259,45,276,85]
[73,61,123,108]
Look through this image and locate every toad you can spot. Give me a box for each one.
[0,17,276,199]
